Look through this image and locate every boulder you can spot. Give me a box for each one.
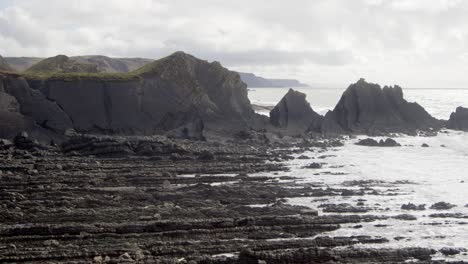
[401,203,426,211]
[447,107,468,131]
[356,138,401,147]
[322,79,442,135]
[430,202,456,210]
[270,89,323,134]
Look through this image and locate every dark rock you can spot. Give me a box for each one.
[24,52,254,138]
[380,138,401,147]
[393,214,417,220]
[440,247,465,256]
[356,138,401,147]
[319,203,370,213]
[197,150,215,161]
[430,202,457,210]
[322,79,442,135]
[303,162,322,169]
[157,109,205,140]
[356,138,379,147]
[270,89,323,134]
[447,106,468,131]
[421,143,429,147]
[401,203,426,211]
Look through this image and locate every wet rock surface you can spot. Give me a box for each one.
[356,138,401,147]
[0,134,452,263]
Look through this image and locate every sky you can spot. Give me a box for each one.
[1,0,468,88]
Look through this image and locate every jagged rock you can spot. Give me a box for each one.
[322,79,442,135]
[447,106,468,131]
[25,52,254,137]
[379,138,401,147]
[430,202,456,210]
[356,138,401,147]
[0,72,73,142]
[270,89,323,134]
[401,203,426,211]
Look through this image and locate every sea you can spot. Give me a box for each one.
[248,87,468,261]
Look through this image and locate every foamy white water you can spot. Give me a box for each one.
[249,88,468,260]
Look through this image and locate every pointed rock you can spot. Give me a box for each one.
[323,78,441,135]
[270,89,323,134]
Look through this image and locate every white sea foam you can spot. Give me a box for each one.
[248,88,468,258]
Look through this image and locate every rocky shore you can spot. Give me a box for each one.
[1,52,468,263]
[1,132,467,263]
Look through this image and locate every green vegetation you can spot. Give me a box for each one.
[23,71,141,81]
[19,51,187,81]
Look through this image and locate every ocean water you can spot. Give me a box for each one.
[248,87,468,260]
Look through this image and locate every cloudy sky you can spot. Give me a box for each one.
[1,0,468,88]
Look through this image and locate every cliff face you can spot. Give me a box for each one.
[447,107,468,131]
[322,79,442,135]
[270,89,323,134]
[0,73,73,141]
[21,52,254,138]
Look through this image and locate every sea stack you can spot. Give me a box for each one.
[322,78,442,135]
[447,107,468,131]
[270,88,323,134]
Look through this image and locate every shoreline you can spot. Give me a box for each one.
[1,133,467,263]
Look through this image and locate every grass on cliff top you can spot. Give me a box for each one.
[20,52,188,81]
[23,71,141,81]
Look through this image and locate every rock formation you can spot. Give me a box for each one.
[0,52,255,141]
[0,72,72,142]
[447,106,468,131]
[270,89,323,134]
[322,79,442,135]
[0,55,14,72]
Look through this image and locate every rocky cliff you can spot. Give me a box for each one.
[0,72,72,141]
[447,106,468,131]
[16,51,255,140]
[270,89,323,134]
[322,79,442,135]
